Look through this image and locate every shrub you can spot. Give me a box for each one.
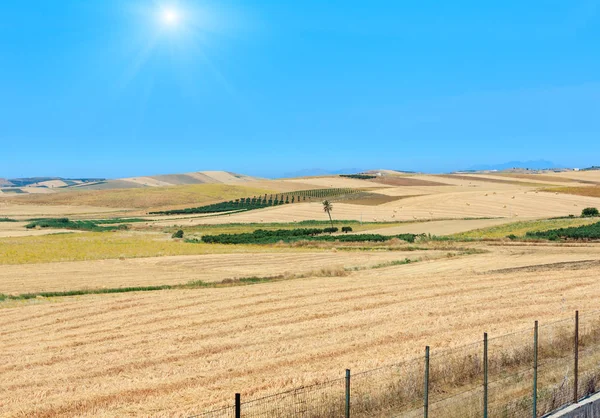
[341,226,353,233]
[25,218,131,232]
[172,230,184,239]
[323,227,339,233]
[582,207,599,217]
[506,234,517,240]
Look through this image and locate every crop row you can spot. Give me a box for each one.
[151,189,360,215]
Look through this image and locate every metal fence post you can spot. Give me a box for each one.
[235,393,241,418]
[424,346,430,418]
[345,369,351,418]
[483,332,488,418]
[533,321,538,418]
[574,311,579,403]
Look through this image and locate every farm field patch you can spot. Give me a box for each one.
[2,244,600,416]
[0,184,274,210]
[0,250,436,294]
[0,232,303,265]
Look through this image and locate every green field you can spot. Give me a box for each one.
[451,217,598,240]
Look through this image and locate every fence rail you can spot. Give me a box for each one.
[192,310,600,417]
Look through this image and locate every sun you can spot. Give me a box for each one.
[161,8,180,26]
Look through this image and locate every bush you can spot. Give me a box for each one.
[172,230,184,239]
[582,207,599,217]
[323,227,338,233]
[506,234,517,240]
[342,226,353,233]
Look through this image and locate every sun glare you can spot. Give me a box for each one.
[161,8,180,26]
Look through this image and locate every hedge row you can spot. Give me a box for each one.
[194,228,418,245]
[526,221,600,241]
[25,218,130,232]
[340,174,376,180]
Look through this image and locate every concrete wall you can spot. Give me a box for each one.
[549,392,600,417]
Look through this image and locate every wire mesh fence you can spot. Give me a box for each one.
[193,310,600,418]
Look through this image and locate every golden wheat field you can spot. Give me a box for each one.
[2,172,600,417]
[2,243,600,417]
[0,249,439,294]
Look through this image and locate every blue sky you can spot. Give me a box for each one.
[1,0,599,178]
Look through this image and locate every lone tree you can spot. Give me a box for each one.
[322,200,334,228]
[582,207,599,217]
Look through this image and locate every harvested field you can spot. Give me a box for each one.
[0,184,274,210]
[0,203,124,217]
[282,176,388,189]
[349,218,516,236]
[551,170,600,184]
[2,244,600,416]
[546,186,600,198]
[177,190,600,225]
[495,173,585,184]
[123,177,173,187]
[435,174,545,187]
[335,192,407,206]
[368,177,448,187]
[0,250,435,294]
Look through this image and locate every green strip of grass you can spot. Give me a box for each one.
[25,218,143,232]
[0,276,280,302]
[345,258,415,271]
[0,285,174,301]
[0,218,18,222]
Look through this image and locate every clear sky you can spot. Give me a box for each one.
[1,0,599,178]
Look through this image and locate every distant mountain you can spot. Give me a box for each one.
[466,160,559,172]
[281,168,365,178]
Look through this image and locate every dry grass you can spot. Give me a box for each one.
[3,243,600,416]
[435,174,546,187]
[1,184,274,210]
[496,173,582,184]
[177,189,600,225]
[547,186,600,198]
[0,250,433,294]
[369,177,448,187]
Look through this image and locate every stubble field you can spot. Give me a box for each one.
[2,244,600,417]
